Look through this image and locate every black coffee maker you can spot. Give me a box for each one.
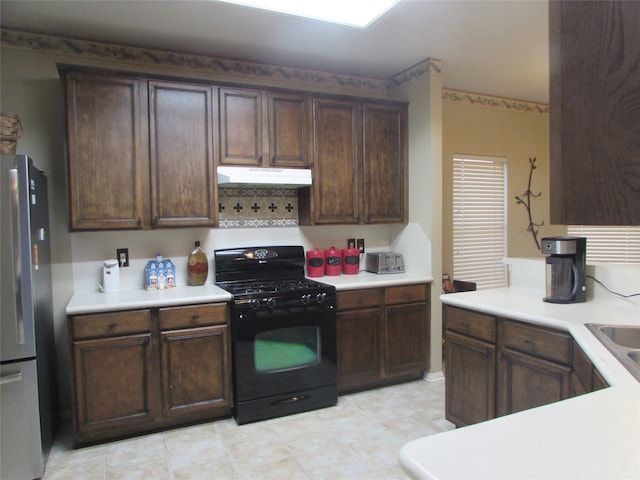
[541,236,587,304]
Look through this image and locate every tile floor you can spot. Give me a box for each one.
[43,379,454,480]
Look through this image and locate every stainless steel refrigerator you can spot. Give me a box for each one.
[1,154,57,480]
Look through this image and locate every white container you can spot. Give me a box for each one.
[102,259,120,293]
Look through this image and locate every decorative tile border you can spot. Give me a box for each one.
[442,88,549,114]
[218,186,298,228]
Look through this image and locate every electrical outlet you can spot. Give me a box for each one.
[116,248,129,267]
[347,238,356,248]
[356,238,365,254]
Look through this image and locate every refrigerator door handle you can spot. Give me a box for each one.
[9,168,25,345]
[0,372,23,385]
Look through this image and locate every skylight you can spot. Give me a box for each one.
[219,0,400,28]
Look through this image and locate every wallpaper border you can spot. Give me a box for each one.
[1,28,393,94]
[2,29,547,112]
[442,88,549,114]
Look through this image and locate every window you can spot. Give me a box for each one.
[452,156,508,289]
[566,226,640,263]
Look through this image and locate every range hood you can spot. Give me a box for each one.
[217,166,312,187]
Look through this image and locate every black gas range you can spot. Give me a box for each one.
[214,246,337,424]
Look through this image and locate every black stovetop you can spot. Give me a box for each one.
[214,246,335,300]
[218,278,331,297]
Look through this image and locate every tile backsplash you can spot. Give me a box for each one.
[218,186,298,228]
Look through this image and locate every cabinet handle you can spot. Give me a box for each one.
[459,320,469,329]
[524,338,536,346]
[0,372,23,385]
[463,343,492,357]
[136,217,142,227]
[152,216,159,226]
[190,314,200,321]
[107,322,118,330]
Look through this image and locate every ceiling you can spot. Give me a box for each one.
[0,0,549,103]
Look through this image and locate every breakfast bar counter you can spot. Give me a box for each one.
[400,287,640,480]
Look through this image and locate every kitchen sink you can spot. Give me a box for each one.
[597,326,640,349]
[586,324,640,382]
[628,350,640,367]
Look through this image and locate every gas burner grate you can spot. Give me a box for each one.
[218,278,328,296]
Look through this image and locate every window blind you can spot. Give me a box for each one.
[453,156,508,289]
[567,226,640,263]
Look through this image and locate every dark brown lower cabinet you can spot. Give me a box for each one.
[72,332,157,437]
[337,307,382,390]
[337,284,429,393]
[69,303,231,446]
[445,331,496,426]
[497,348,571,416]
[443,305,608,428]
[385,302,428,377]
[160,325,231,418]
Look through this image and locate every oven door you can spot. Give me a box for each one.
[232,305,337,403]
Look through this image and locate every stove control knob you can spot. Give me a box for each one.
[266,297,277,308]
[301,294,311,305]
[315,292,327,304]
[249,299,261,310]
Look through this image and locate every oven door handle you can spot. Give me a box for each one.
[272,394,308,405]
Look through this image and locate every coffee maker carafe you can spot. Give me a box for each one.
[541,237,586,303]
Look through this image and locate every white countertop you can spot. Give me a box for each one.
[65,284,233,315]
[65,272,433,315]
[400,287,640,480]
[316,271,433,290]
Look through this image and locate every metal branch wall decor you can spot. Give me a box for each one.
[515,157,544,250]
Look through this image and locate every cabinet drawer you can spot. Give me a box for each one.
[337,289,382,310]
[385,284,428,305]
[159,304,228,330]
[501,320,572,365]
[444,306,496,343]
[71,310,151,340]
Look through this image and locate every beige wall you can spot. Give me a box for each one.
[442,97,565,281]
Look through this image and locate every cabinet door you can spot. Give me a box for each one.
[549,1,640,225]
[64,72,147,230]
[72,333,156,437]
[269,92,312,167]
[219,87,265,165]
[160,325,231,418]
[149,81,217,227]
[363,103,407,224]
[445,331,496,427]
[312,98,361,224]
[497,348,571,417]
[336,308,381,392]
[384,303,427,378]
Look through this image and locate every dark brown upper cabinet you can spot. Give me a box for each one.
[61,66,219,230]
[299,97,407,225]
[149,81,217,227]
[219,87,312,167]
[62,70,149,230]
[549,1,640,225]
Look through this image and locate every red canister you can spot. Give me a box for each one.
[342,246,360,274]
[324,246,342,276]
[306,248,325,277]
